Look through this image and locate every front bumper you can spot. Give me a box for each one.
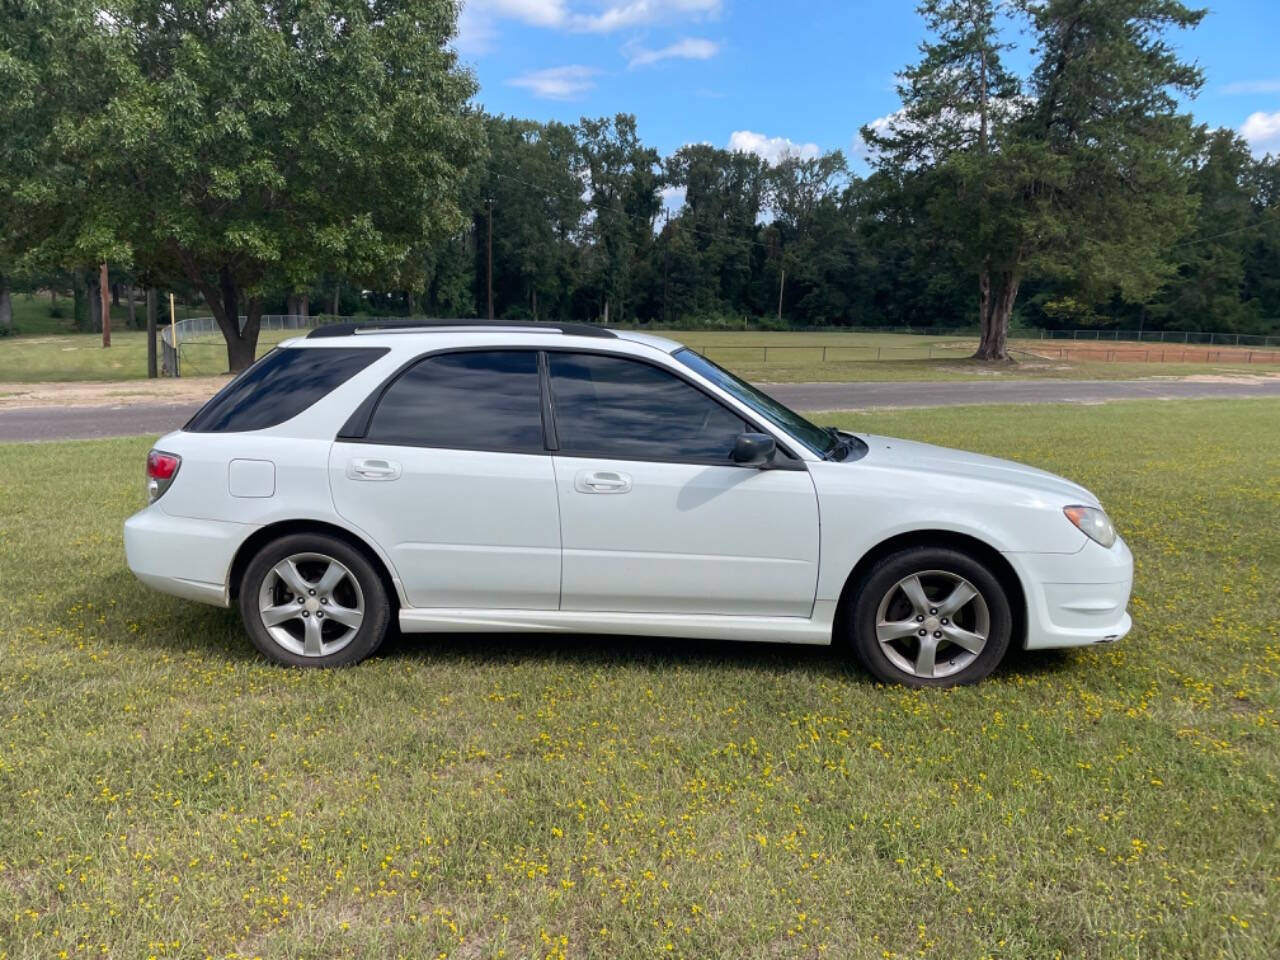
[1004,537,1134,650]
[123,506,249,608]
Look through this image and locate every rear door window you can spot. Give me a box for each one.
[364,350,545,453]
[185,346,388,433]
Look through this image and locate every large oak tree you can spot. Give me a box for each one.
[3,0,482,370]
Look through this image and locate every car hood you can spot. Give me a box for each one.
[850,434,1099,506]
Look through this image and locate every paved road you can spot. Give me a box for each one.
[769,376,1280,411]
[1,378,1277,443]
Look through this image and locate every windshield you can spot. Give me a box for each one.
[673,347,835,457]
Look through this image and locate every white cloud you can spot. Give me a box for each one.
[1240,110,1280,154]
[575,0,720,33]
[477,0,570,27]
[460,0,720,38]
[851,111,897,162]
[1222,79,1280,95]
[627,36,719,69]
[728,130,820,165]
[509,64,600,99]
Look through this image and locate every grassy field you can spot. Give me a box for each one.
[3,305,1276,383]
[5,292,209,337]
[1,398,1277,959]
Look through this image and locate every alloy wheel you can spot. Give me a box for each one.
[873,569,990,680]
[257,552,365,658]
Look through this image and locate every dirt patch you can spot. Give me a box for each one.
[1180,372,1280,384]
[0,376,229,409]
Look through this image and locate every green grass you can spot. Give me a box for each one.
[1,398,1277,959]
[0,330,285,383]
[5,292,208,338]
[668,331,1275,383]
[3,314,1275,383]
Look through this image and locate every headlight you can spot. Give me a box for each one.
[1063,505,1117,548]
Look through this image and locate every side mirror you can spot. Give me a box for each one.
[731,432,777,468]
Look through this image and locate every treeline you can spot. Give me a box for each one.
[3,0,1278,373]
[14,116,1279,339]
[39,114,1278,337]
[412,115,1280,336]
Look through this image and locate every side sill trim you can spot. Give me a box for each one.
[398,601,838,646]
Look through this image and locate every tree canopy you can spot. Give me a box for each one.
[3,0,1279,367]
[2,0,482,369]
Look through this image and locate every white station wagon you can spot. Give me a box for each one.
[124,320,1133,687]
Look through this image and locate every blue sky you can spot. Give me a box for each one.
[455,0,1280,166]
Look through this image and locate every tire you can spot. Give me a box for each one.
[238,533,392,667]
[847,546,1012,688]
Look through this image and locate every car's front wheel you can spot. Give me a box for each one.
[848,546,1012,687]
[239,533,391,667]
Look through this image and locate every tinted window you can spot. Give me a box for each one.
[366,350,544,452]
[548,353,748,461]
[673,348,831,457]
[185,347,387,433]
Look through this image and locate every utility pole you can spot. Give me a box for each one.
[99,262,111,347]
[661,211,671,325]
[486,198,495,320]
[146,289,158,378]
[777,265,786,323]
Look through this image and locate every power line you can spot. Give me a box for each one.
[1170,213,1279,249]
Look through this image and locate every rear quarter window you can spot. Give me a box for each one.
[185,347,388,433]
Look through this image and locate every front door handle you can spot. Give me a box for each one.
[348,458,401,481]
[575,470,632,494]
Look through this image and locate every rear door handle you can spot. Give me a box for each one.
[348,458,401,481]
[575,470,632,494]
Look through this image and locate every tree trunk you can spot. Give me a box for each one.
[331,284,340,316]
[99,263,111,347]
[111,282,121,307]
[0,274,12,333]
[406,291,415,316]
[973,270,1019,361]
[146,289,158,378]
[185,264,262,373]
[299,293,309,319]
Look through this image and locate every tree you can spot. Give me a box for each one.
[476,116,586,321]
[4,0,482,371]
[575,115,661,324]
[1148,129,1260,330]
[662,145,770,317]
[865,0,1206,359]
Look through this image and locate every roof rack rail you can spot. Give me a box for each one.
[307,318,616,339]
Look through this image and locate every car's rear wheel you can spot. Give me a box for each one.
[239,533,391,667]
[848,546,1012,688]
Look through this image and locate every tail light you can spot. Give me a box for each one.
[146,450,182,503]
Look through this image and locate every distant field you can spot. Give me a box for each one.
[4,291,208,337]
[2,299,1277,384]
[1,398,1276,958]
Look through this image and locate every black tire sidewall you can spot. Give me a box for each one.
[238,533,391,667]
[850,546,1012,688]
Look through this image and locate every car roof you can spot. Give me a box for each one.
[292,320,683,354]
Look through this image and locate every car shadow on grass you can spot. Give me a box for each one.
[89,568,1082,683]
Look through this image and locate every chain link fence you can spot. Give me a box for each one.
[159,314,1280,376]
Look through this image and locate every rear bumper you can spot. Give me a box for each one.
[1005,537,1134,650]
[123,506,249,608]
